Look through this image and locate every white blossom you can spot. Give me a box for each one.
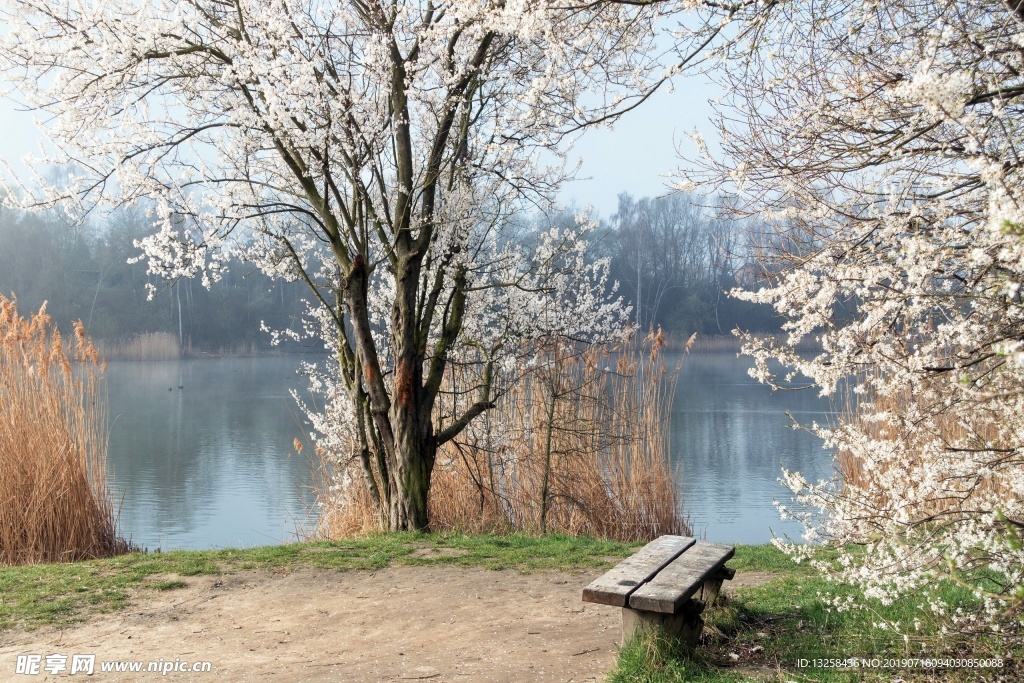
[690,0,1024,636]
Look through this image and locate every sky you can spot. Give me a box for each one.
[0,72,720,221]
[0,97,40,178]
[561,75,718,220]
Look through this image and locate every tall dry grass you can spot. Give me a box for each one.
[95,333,261,360]
[95,331,181,360]
[661,332,823,353]
[0,295,133,565]
[316,329,689,542]
[836,380,1012,519]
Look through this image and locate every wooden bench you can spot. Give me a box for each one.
[582,535,735,647]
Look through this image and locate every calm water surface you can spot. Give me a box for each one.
[104,354,834,550]
[669,353,835,544]
[105,357,317,551]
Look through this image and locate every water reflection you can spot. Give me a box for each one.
[670,353,836,544]
[104,357,316,550]
[103,354,835,549]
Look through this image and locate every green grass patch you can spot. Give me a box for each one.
[0,533,638,632]
[610,630,751,683]
[727,544,820,574]
[607,545,1019,682]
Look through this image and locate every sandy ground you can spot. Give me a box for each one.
[0,562,776,682]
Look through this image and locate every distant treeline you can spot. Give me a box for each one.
[0,193,780,355]
[598,193,780,337]
[0,204,312,355]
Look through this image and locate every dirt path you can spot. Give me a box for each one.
[0,566,624,682]
[0,564,778,682]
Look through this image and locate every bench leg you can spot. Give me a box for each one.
[621,599,704,648]
[700,577,725,606]
[700,566,735,606]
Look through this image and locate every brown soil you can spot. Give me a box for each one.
[0,566,777,682]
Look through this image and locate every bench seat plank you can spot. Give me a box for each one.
[627,541,734,614]
[582,535,695,607]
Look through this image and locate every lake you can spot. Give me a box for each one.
[104,357,318,551]
[669,353,834,544]
[104,354,834,550]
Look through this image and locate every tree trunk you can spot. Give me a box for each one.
[387,251,435,532]
[343,248,440,532]
[538,385,557,534]
[175,282,183,353]
[388,432,435,531]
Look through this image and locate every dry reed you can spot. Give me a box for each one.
[0,295,133,565]
[95,331,181,361]
[95,334,262,360]
[316,329,689,542]
[660,332,822,353]
[836,379,1012,519]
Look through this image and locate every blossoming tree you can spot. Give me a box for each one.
[687,0,1024,631]
[0,0,772,531]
